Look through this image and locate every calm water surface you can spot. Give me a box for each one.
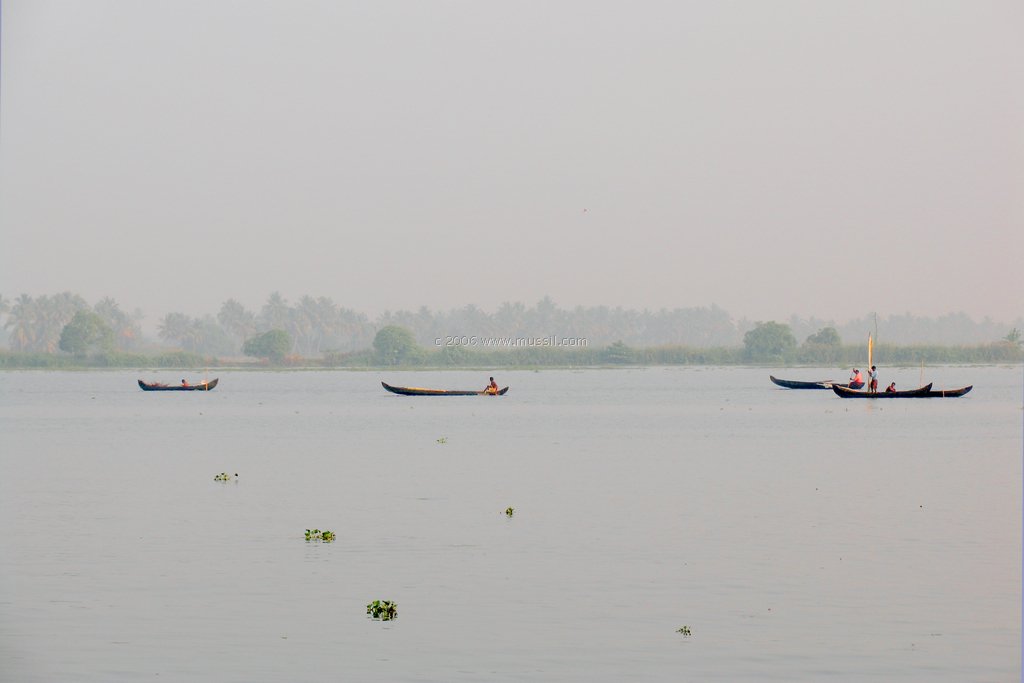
[1,367,1020,682]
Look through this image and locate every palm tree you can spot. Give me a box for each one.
[532,296,560,335]
[310,297,344,352]
[31,292,87,352]
[495,301,526,337]
[260,292,290,333]
[218,299,257,347]
[188,316,233,356]
[94,297,143,350]
[292,296,323,355]
[0,294,8,347]
[333,306,373,351]
[158,312,193,348]
[5,294,40,351]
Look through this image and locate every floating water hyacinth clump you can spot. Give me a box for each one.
[505,507,514,517]
[305,529,335,542]
[214,472,237,481]
[366,599,397,621]
[677,626,692,637]
[436,436,448,444]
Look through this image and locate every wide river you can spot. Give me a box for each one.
[1,366,1020,682]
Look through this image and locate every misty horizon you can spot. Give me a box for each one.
[2,288,1021,350]
[4,288,1024,334]
[5,286,1024,325]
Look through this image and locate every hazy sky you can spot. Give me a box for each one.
[2,1,1022,324]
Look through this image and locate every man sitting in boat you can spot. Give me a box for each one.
[181,379,190,387]
[850,368,863,386]
[885,382,896,393]
[485,377,499,395]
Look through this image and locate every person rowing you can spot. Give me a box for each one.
[484,377,499,395]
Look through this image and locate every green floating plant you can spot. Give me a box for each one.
[214,472,238,482]
[366,599,398,621]
[305,529,336,542]
[436,437,448,444]
[676,626,692,637]
[505,507,514,517]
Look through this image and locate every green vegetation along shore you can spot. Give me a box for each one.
[2,290,1020,369]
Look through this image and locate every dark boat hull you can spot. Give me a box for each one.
[831,383,932,398]
[139,378,218,391]
[382,382,508,396]
[923,386,972,397]
[770,376,864,390]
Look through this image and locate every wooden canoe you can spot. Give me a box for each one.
[138,378,218,392]
[382,382,508,396]
[831,383,932,398]
[923,386,973,397]
[770,376,864,390]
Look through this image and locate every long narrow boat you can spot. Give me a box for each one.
[382,382,508,396]
[138,378,218,392]
[923,386,973,398]
[831,383,932,398]
[770,376,864,390]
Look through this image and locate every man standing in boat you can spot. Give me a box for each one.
[868,366,878,393]
[485,377,499,394]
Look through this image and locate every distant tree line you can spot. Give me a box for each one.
[158,293,375,357]
[1,292,143,354]
[2,320,1020,369]
[304,322,1019,369]
[0,291,1021,366]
